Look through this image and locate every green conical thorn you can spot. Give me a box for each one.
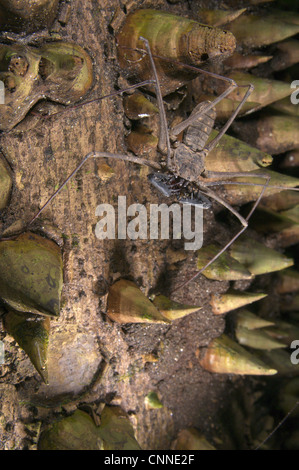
[197,244,253,281]
[205,97,259,122]
[248,207,299,247]
[224,12,299,48]
[0,232,63,317]
[249,207,296,233]
[233,115,299,155]
[197,8,246,27]
[215,72,295,115]
[107,279,170,324]
[236,325,286,350]
[270,96,299,118]
[234,309,275,330]
[260,189,299,213]
[264,320,299,345]
[205,130,272,173]
[224,52,272,70]
[221,169,299,207]
[229,235,293,275]
[152,294,201,321]
[200,334,277,375]
[4,310,50,383]
[210,289,267,315]
[255,349,299,376]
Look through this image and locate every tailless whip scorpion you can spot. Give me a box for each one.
[20,37,298,295]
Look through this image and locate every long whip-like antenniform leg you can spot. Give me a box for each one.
[169,64,253,147]
[138,37,172,166]
[26,152,161,227]
[42,80,157,121]
[203,84,254,154]
[170,81,239,137]
[255,401,299,450]
[197,184,248,227]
